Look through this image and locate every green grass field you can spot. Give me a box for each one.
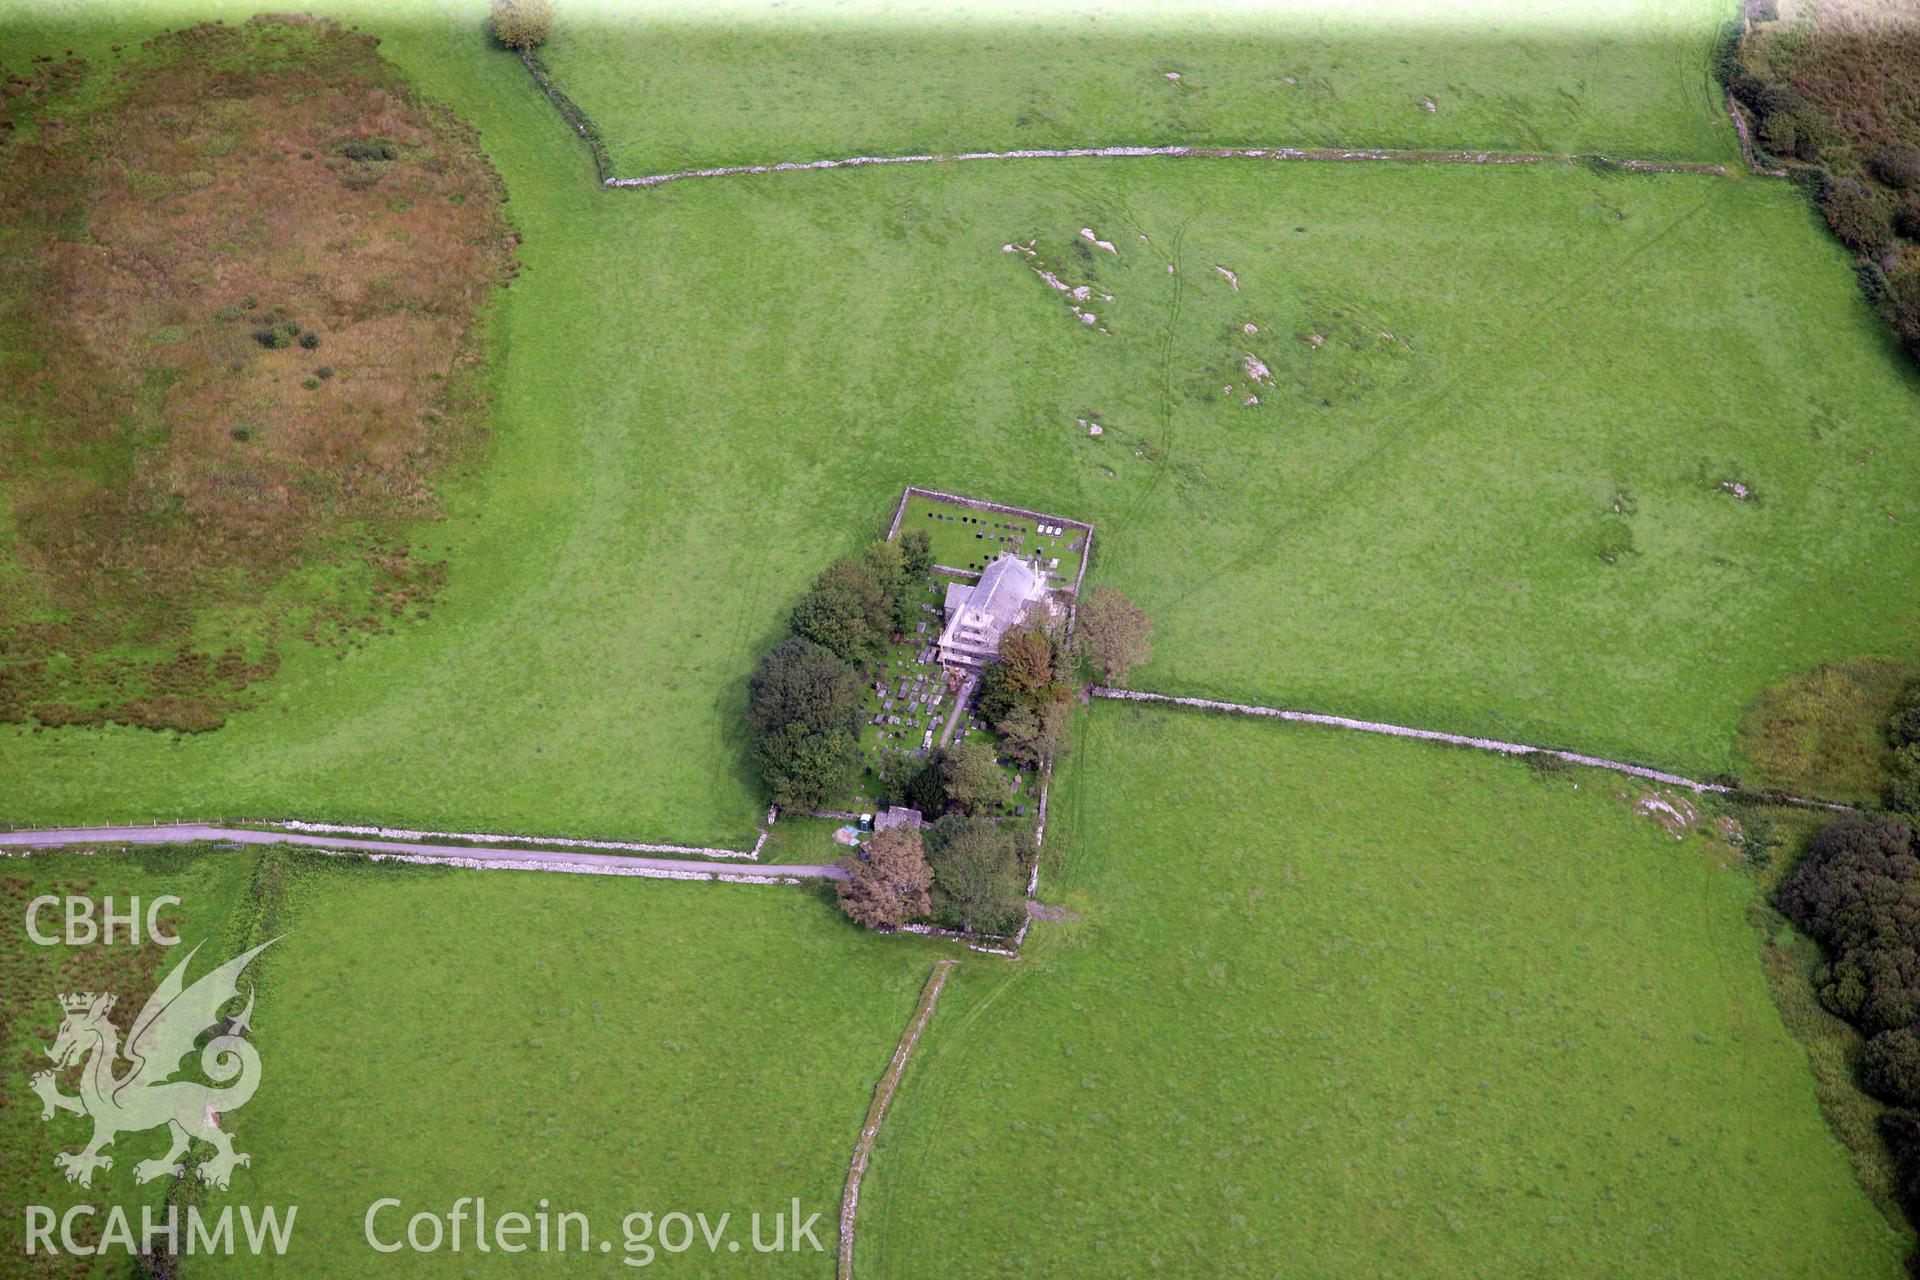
[0,842,951,1275]
[0,845,258,1270]
[206,857,945,1276]
[3,116,1916,838]
[859,704,1910,1277]
[536,0,1742,172]
[5,845,943,1277]
[3,3,1917,1273]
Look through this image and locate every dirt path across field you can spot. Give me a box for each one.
[0,824,844,882]
[838,958,959,1280]
[605,144,1730,189]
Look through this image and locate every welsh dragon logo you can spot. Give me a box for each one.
[30,939,279,1190]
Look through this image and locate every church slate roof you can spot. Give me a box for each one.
[939,553,1046,667]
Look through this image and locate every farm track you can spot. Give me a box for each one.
[838,958,959,1280]
[2,681,1852,882]
[0,823,844,882]
[603,144,1736,189]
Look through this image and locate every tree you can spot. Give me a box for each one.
[899,528,934,577]
[756,721,860,809]
[1778,814,1917,933]
[864,539,919,633]
[975,664,1021,726]
[1821,177,1893,252]
[996,696,1070,770]
[998,622,1065,696]
[836,825,933,930]
[975,618,1073,767]
[818,556,892,636]
[1891,742,1920,815]
[747,637,862,739]
[1868,146,1920,191]
[864,536,904,589]
[900,755,946,817]
[791,583,883,663]
[1076,585,1154,684]
[1865,1028,1920,1109]
[941,740,1003,815]
[490,0,555,50]
[1892,679,1920,749]
[1775,814,1920,1035]
[1749,83,1829,163]
[1883,269,1920,362]
[981,620,1070,724]
[925,816,1027,935]
[1883,1108,1920,1218]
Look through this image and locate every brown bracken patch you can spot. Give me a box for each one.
[0,16,515,732]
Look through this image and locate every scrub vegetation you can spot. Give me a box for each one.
[1729,0,1920,359]
[1777,811,1920,1268]
[1735,657,1915,804]
[0,16,512,732]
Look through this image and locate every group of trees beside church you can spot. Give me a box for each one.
[746,532,933,809]
[837,815,1036,936]
[788,532,934,666]
[836,586,1151,938]
[750,529,1152,817]
[747,532,1153,937]
[973,582,1154,770]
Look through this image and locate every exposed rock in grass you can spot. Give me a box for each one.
[1005,238,1111,332]
[1634,789,1700,840]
